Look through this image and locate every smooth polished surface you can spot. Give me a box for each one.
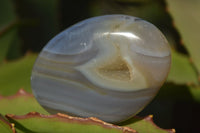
[31,15,171,123]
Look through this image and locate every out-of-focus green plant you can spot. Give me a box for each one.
[0,0,199,132]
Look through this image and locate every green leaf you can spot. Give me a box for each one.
[0,29,18,63]
[166,0,200,74]
[6,112,136,133]
[90,0,165,24]
[115,0,152,3]
[121,115,175,133]
[155,83,200,103]
[0,115,15,133]
[0,89,48,115]
[0,0,15,28]
[188,86,200,103]
[14,0,59,52]
[167,50,198,85]
[0,0,20,62]
[0,54,37,96]
[138,83,200,131]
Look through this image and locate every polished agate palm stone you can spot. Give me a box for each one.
[31,15,171,123]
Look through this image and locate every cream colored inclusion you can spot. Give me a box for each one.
[76,40,148,91]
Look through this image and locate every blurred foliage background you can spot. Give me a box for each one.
[0,0,200,132]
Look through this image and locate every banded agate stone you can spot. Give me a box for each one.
[31,15,171,123]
